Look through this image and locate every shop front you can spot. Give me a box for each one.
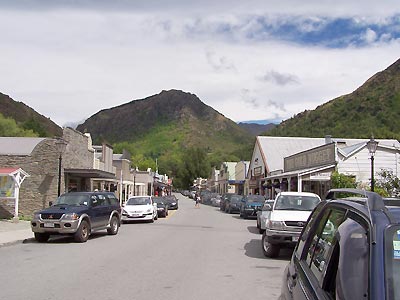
[264,143,337,198]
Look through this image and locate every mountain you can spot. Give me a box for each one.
[76,89,254,162]
[0,92,62,137]
[238,122,276,136]
[265,58,400,139]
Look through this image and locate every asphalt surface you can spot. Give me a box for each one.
[0,193,291,300]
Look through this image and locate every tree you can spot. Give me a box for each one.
[176,147,210,189]
[375,169,400,197]
[331,171,357,189]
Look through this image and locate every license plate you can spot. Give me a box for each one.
[44,223,54,228]
[131,214,140,217]
[292,236,299,242]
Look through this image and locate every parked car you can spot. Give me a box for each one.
[153,197,169,218]
[262,191,321,258]
[211,194,222,207]
[239,194,265,219]
[224,194,243,214]
[122,196,158,223]
[280,188,400,300]
[163,195,179,210]
[256,199,275,234]
[31,191,121,243]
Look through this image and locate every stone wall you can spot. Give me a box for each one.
[0,139,59,218]
[63,127,93,169]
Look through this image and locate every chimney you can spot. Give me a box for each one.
[325,135,332,144]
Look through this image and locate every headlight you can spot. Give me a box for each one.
[33,212,41,219]
[266,220,285,230]
[122,209,128,214]
[146,208,152,213]
[171,202,176,205]
[63,213,79,220]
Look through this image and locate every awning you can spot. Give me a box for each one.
[265,164,336,181]
[64,168,116,179]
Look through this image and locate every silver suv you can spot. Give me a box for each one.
[262,192,321,257]
[31,191,122,243]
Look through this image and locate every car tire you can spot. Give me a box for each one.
[107,216,119,235]
[34,232,50,243]
[74,220,90,243]
[262,232,280,258]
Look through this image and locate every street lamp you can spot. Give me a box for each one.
[133,167,137,196]
[366,136,379,192]
[55,138,68,196]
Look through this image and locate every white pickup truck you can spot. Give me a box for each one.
[261,191,321,258]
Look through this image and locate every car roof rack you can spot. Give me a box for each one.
[325,188,385,211]
[325,188,399,244]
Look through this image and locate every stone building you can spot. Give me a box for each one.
[0,127,117,218]
[0,136,61,218]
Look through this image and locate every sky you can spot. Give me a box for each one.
[0,1,399,127]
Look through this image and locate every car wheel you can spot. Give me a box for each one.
[74,220,90,243]
[262,232,280,258]
[34,232,50,243]
[107,216,119,235]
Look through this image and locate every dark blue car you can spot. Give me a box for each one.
[280,188,400,300]
[239,194,265,219]
[31,191,121,243]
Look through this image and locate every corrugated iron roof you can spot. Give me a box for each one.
[0,137,46,155]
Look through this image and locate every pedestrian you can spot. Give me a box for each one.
[195,192,200,208]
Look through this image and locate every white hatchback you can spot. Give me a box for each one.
[122,196,158,223]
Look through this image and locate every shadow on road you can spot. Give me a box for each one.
[244,238,294,261]
[244,238,265,259]
[247,226,260,235]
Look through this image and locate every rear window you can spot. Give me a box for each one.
[385,225,400,300]
[274,194,320,211]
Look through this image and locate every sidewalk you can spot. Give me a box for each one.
[0,219,34,247]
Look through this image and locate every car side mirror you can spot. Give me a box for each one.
[262,204,272,211]
[48,201,53,207]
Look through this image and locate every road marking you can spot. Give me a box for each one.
[166,210,177,219]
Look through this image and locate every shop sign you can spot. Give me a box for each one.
[254,166,262,176]
[285,143,336,172]
[309,172,332,181]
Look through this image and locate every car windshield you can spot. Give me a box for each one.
[126,197,151,205]
[230,195,243,203]
[246,195,265,203]
[54,194,90,206]
[385,225,400,300]
[274,195,320,211]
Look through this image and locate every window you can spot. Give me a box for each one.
[385,225,400,300]
[307,208,345,282]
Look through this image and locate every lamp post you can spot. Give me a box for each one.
[366,136,379,192]
[55,138,68,196]
[133,168,137,196]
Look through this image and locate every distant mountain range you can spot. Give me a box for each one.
[238,122,276,136]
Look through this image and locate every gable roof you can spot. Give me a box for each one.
[257,136,400,173]
[0,137,46,155]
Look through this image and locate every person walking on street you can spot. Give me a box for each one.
[195,192,200,208]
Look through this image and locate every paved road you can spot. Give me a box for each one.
[0,193,290,300]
